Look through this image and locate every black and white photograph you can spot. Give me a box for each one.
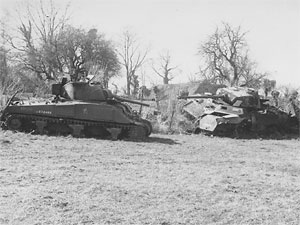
[0,0,299,224]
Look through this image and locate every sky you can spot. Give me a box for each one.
[1,0,300,88]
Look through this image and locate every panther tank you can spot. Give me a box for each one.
[0,78,152,140]
[179,86,294,137]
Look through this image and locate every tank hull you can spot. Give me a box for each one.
[1,100,152,139]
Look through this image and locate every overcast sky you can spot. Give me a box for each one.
[1,0,300,88]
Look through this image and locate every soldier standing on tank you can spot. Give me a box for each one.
[271,90,280,107]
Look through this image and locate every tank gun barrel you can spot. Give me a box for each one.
[178,94,225,100]
[112,95,150,107]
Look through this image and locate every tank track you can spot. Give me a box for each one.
[2,113,151,140]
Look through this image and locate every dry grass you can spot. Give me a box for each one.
[0,130,300,224]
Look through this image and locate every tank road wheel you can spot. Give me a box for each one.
[107,128,122,140]
[69,124,84,138]
[213,124,235,137]
[45,123,72,136]
[35,121,47,134]
[128,125,147,140]
[6,115,22,131]
[84,126,110,138]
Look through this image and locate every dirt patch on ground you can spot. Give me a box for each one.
[0,131,300,224]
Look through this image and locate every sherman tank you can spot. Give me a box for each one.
[0,78,152,140]
[178,86,295,137]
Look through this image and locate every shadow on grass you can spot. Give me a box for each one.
[243,133,300,140]
[124,135,181,145]
[144,136,181,145]
[209,131,300,140]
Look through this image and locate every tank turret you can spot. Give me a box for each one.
[178,86,263,109]
[52,81,149,106]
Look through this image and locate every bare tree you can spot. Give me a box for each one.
[0,18,22,96]
[0,46,16,95]
[238,55,268,88]
[117,30,149,95]
[199,22,265,87]
[60,27,120,83]
[8,2,120,85]
[10,0,70,80]
[152,50,178,84]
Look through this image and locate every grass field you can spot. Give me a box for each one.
[0,130,300,224]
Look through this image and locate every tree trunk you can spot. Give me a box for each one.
[126,74,131,95]
[163,77,169,85]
